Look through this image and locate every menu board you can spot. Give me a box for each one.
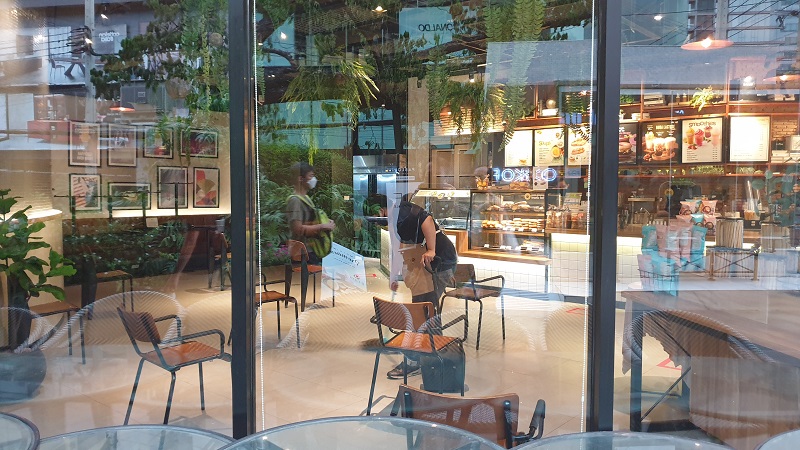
[681,117,723,163]
[533,127,565,166]
[504,129,533,166]
[618,123,637,165]
[729,116,770,162]
[567,125,591,166]
[641,120,679,164]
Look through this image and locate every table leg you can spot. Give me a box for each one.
[707,250,715,280]
[630,306,644,431]
[752,252,759,281]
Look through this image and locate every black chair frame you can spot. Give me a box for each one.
[441,265,505,350]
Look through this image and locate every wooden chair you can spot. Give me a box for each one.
[30,301,85,364]
[228,271,300,348]
[366,296,467,415]
[208,231,231,291]
[287,239,325,311]
[440,264,505,350]
[117,308,230,425]
[392,384,546,448]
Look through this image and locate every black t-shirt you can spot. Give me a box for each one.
[396,201,457,271]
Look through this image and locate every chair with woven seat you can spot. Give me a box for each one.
[287,239,325,311]
[30,301,85,364]
[366,296,467,415]
[117,307,231,425]
[392,384,546,448]
[440,264,505,350]
[227,271,300,348]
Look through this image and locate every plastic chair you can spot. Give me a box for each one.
[117,307,231,425]
[440,264,505,350]
[29,301,85,364]
[366,296,467,415]
[392,384,546,448]
[287,239,325,311]
[208,231,231,291]
[228,271,300,348]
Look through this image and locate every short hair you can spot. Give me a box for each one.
[291,162,314,181]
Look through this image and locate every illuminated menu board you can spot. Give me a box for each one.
[729,116,770,162]
[681,117,723,163]
[533,127,565,166]
[641,120,679,164]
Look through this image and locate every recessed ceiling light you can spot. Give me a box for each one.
[654,14,663,21]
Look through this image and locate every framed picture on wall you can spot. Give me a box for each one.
[108,182,151,210]
[157,166,188,209]
[69,174,102,211]
[69,122,101,167]
[193,167,220,208]
[141,126,173,159]
[106,124,138,167]
[180,129,219,158]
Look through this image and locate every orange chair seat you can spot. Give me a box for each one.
[445,287,500,301]
[257,290,294,303]
[30,301,79,316]
[97,270,132,281]
[292,264,322,273]
[385,331,459,354]
[143,341,221,367]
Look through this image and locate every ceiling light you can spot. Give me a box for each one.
[681,35,733,50]
[279,32,287,40]
[85,38,93,45]
[654,14,663,21]
[763,70,800,83]
[373,5,385,13]
[100,13,108,19]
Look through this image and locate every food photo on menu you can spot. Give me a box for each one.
[681,117,723,163]
[619,123,637,164]
[534,127,565,166]
[567,125,591,166]
[641,120,680,163]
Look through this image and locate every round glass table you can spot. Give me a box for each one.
[0,412,40,450]
[40,425,232,450]
[517,431,732,449]
[221,416,503,450]
[756,429,800,449]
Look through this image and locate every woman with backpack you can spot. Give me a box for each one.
[286,162,335,264]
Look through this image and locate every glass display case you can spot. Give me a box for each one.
[410,189,470,230]
[469,190,548,255]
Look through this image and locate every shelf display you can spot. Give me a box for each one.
[468,190,547,254]
[619,123,638,165]
[567,125,591,166]
[533,127,565,166]
[411,189,470,230]
[641,120,680,164]
[730,116,770,162]
[681,117,723,163]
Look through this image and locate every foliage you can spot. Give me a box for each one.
[690,87,717,112]
[762,170,800,227]
[0,189,76,306]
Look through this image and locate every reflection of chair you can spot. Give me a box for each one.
[117,308,230,425]
[440,264,505,350]
[208,232,231,291]
[48,58,65,78]
[287,239,324,311]
[366,297,466,415]
[30,301,85,364]
[227,271,300,348]
[392,384,546,448]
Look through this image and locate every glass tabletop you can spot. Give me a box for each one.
[517,431,732,449]
[221,416,503,450]
[39,425,232,450]
[757,429,800,449]
[0,412,40,450]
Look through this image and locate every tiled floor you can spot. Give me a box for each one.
[1,259,715,443]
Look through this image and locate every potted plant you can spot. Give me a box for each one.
[1,189,76,348]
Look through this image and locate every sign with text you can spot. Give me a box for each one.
[567,125,591,166]
[729,116,770,162]
[533,127,565,166]
[504,129,533,166]
[321,243,367,295]
[399,7,455,50]
[492,166,557,190]
[681,117,723,163]
[641,120,679,164]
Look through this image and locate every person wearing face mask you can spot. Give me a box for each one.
[286,162,335,264]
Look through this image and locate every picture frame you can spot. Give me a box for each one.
[108,182,151,210]
[69,122,101,167]
[180,129,219,158]
[157,166,189,209]
[193,167,220,208]
[141,125,173,159]
[69,174,102,211]
[105,124,138,167]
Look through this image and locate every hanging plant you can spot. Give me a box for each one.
[689,86,717,112]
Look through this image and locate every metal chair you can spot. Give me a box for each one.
[440,264,505,350]
[287,239,325,311]
[117,308,230,425]
[29,301,85,364]
[208,231,231,291]
[228,271,300,348]
[366,296,467,415]
[392,384,546,448]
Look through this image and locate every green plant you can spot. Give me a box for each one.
[690,86,717,112]
[0,189,76,308]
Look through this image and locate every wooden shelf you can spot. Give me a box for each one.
[480,210,545,217]
[480,229,545,237]
[460,250,551,265]
[618,174,761,178]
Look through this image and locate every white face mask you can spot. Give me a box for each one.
[307,176,318,189]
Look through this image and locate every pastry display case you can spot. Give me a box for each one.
[410,189,470,230]
[468,190,548,255]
